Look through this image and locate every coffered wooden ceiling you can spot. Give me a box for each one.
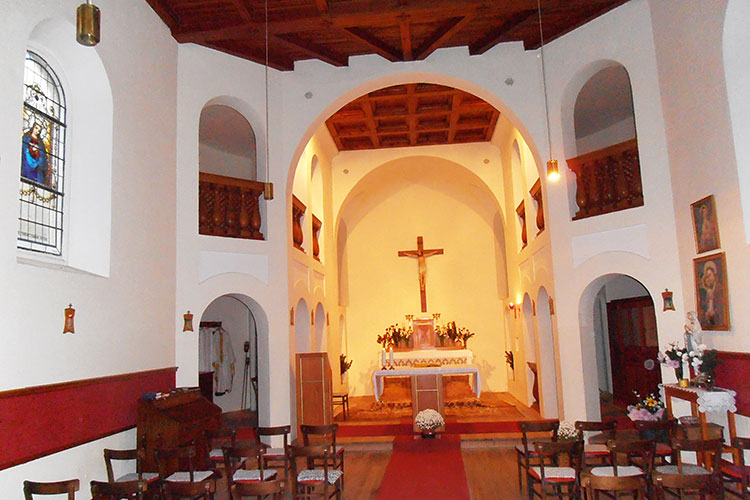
[326,83,499,151]
[145,0,630,71]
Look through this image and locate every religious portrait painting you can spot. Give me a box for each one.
[20,112,53,188]
[691,195,721,254]
[693,252,730,331]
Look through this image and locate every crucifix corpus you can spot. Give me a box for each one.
[398,236,444,313]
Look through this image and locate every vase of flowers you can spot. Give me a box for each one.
[689,346,720,390]
[556,421,581,441]
[627,391,665,422]
[415,408,444,438]
[658,342,687,382]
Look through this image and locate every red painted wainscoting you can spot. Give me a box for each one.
[714,351,750,417]
[0,367,176,470]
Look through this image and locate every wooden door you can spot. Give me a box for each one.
[607,296,661,405]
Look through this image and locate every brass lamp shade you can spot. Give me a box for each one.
[76,2,100,47]
[547,159,560,181]
[63,304,75,334]
[263,182,274,200]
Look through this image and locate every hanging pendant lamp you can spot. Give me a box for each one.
[76,0,100,47]
[537,0,558,181]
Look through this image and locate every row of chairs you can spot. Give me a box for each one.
[23,423,345,500]
[516,419,750,500]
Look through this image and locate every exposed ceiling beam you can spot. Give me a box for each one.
[525,1,630,49]
[228,0,256,23]
[144,0,178,29]
[173,23,259,44]
[273,34,349,67]
[205,41,292,71]
[342,27,401,62]
[315,0,330,14]
[414,15,473,60]
[398,15,413,61]
[469,9,536,55]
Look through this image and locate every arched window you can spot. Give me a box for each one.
[19,50,67,255]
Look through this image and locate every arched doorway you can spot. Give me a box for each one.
[313,302,326,351]
[537,287,559,418]
[522,293,538,411]
[294,299,311,353]
[199,294,259,414]
[584,274,661,413]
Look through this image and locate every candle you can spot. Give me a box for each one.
[382,348,386,367]
[389,347,394,366]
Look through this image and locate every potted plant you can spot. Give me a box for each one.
[414,408,444,438]
[626,392,665,422]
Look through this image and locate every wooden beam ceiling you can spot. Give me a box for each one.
[145,0,631,70]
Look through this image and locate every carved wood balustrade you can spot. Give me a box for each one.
[529,178,544,233]
[566,138,643,220]
[292,195,306,252]
[516,200,527,248]
[198,172,264,240]
[312,214,322,261]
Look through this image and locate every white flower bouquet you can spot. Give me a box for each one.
[415,408,445,432]
[556,421,581,441]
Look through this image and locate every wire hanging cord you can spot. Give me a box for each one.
[536,0,553,162]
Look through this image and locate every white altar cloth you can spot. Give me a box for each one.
[372,365,481,402]
[387,349,473,367]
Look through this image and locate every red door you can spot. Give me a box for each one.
[607,296,661,405]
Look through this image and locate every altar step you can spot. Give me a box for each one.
[337,418,534,444]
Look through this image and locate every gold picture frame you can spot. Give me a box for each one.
[690,195,721,254]
[693,252,730,331]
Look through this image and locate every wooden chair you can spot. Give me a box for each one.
[155,445,217,500]
[104,448,160,485]
[256,425,291,477]
[299,424,344,488]
[230,478,285,500]
[588,439,655,478]
[723,437,750,499]
[162,481,215,500]
[575,421,617,467]
[517,420,560,491]
[635,418,678,465]
[205,428,237,467]
[223,443,277,492]
[527,440,583,500]
[654,472,722,500]
[23,479,79,500]
[583,474,648,500]
[288,443,342,500]
[91,480,147,500]
[653,438,724,499]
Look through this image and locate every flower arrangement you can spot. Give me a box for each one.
[690,346,720,388]
[556,421,581,441]
[415,408,445,433]
[339,354,352,376]
[377,324,413,348]
[504,350,514,370]
[627,392,665,421]
[434,321,475,348]
[658,342,687,379]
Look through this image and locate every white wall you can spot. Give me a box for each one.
[0,0,177,497]
[544,0,686,420]
[199,143,256,180]
[575,116,636,156]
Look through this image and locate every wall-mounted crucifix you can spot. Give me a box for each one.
[398,236,444,313]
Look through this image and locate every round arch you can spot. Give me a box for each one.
[294,298,311,353]
[536,286,560,418]
[522,292,537,409]
[313,302,326,351]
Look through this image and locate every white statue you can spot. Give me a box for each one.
[684,311,703,353]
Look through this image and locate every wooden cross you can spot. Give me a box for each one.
[398,236,444,312]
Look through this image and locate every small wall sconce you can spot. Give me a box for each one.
[508,301,518,319]
[548,297,555,315]
[290,308,295,325]
[63,304,75,334]
[76,1,101,46]
[662,289,675,311]
[183,311,194,332]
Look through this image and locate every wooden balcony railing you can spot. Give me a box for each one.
[529,178,544,233]
[199,172,264,240]
[312,214,322,261]
[292,195,306,252]
[516,200,527,248]
[566,139,643,220]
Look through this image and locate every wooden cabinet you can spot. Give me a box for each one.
[411,373,445,433]
[137,388,221,472]
[295,353,333,433]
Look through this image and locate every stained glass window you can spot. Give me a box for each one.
[19,51,67,255]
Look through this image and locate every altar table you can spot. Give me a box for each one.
[661,383,737,441]
[372,365,481,402]
[390,349,473,367]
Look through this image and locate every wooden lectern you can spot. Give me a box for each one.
[296,353,334,433]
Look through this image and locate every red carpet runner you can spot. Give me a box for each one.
[375,435,471,500]
[338,419,522,438]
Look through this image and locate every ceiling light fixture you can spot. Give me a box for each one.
[262,0,274,200]
[537,0,559,182]
[76,0,100,47]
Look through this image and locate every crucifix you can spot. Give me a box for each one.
[398,236,444,312]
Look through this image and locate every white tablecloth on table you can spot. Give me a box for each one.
[384,349,473,367]
[371,365,481,402]
[660,383,737,413]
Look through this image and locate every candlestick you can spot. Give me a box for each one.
[382,348,386,369]
[389,347,394,368]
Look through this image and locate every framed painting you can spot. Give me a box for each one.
[693,252,730,331]
[691,195,720,254]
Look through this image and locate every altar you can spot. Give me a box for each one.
[372,365,481,402]
[390,348,473,367]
